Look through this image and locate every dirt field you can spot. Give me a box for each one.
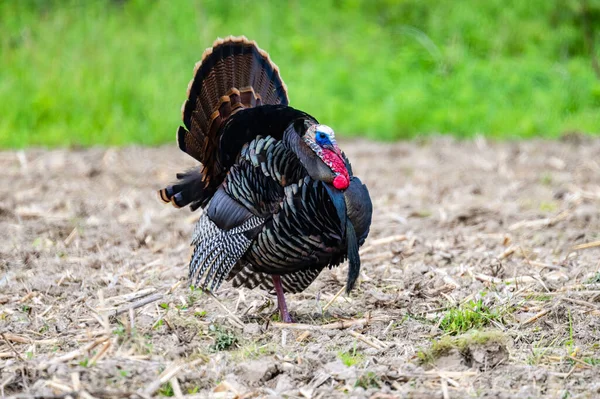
[2,136,600,398]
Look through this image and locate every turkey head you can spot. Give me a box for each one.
[284,121,351,190]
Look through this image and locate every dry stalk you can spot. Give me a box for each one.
[347,330,387,350]
[474,273,537,285]
[38,336,110,369]
[520,308,551,327]
[572,240,600,251]
[204,290,245,329]
[271,315,390,331]
[141,358,205,397]
[567,355,593,369]
[1,333,58,346]
[1,333,25,361]
[561,297,600,310]
[508,211,569,231]
[441,376,450,399]
[359,234,407,255]
[322,285,345,311]
[88,340,112,366]
[169,377,184,398]
[104,288,156,304]
[108,293,164,322]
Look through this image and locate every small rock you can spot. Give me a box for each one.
[469,342,509,371]
[242,322,261,336]
[274,374,296,393]
[435,348,469,371]
[323,360,357,381]
[544,271,569,283]
[237,360,280,384]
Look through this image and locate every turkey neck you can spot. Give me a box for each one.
[282,124,337,184]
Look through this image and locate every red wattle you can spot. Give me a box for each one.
[333,174,349,190]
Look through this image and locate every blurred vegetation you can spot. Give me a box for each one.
[1,0,600,147]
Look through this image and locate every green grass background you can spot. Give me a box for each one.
[2,0,600,147]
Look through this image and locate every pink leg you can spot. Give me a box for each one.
[272,275,293,323]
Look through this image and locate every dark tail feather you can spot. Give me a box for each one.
[157,167,208,210]
[178,36,289,191]
[345,219,360,294]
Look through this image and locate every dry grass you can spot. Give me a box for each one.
[2,136,600,398]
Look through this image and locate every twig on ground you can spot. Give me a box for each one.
[104,288,156,304]
[322,286,345,311]
[88,340,112,366]
[38,336,110,369]
[1,333,25,361]
[141,358,205,397]
[169,377,184,399]
[567,355,593,369]
[561,297,600,310]
[359,235,407,255]
[347,330,387,350]
[508,211,569,231]
[474,273,537,285]
[271,315,390,331]
[441,376,450,399]
[572,240,600,251]
[520,308,551,327]
[109,293,164,322]
[204,291,245,329]
[0,374,15,398]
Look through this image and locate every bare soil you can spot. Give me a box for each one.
[1,136,600,398]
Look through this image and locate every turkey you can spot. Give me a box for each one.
[158,36,372,322]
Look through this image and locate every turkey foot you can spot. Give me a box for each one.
[272,275,293,323]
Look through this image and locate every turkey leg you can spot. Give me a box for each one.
[272,275,293,323]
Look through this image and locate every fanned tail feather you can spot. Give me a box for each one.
[178,36,289,191]
[189,212,264,292]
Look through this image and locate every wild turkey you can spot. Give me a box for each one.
[158,36,372,322]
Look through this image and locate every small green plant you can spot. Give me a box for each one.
[158,382,174,397]
[583,358,600,366]
[113,324,126,337]
[355,371,380,389]
[565,309,574,353]
[439,299,501,335]
[153,319,164,329]
[539,201,557,212]
[338,346,364,367]
[188,286,204,306]
[527,335,559,365]
[540,173,553,186]
[209,325,238,352]
[79,358,89,367]
[159,302,169,310]
[585,272,600,284]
